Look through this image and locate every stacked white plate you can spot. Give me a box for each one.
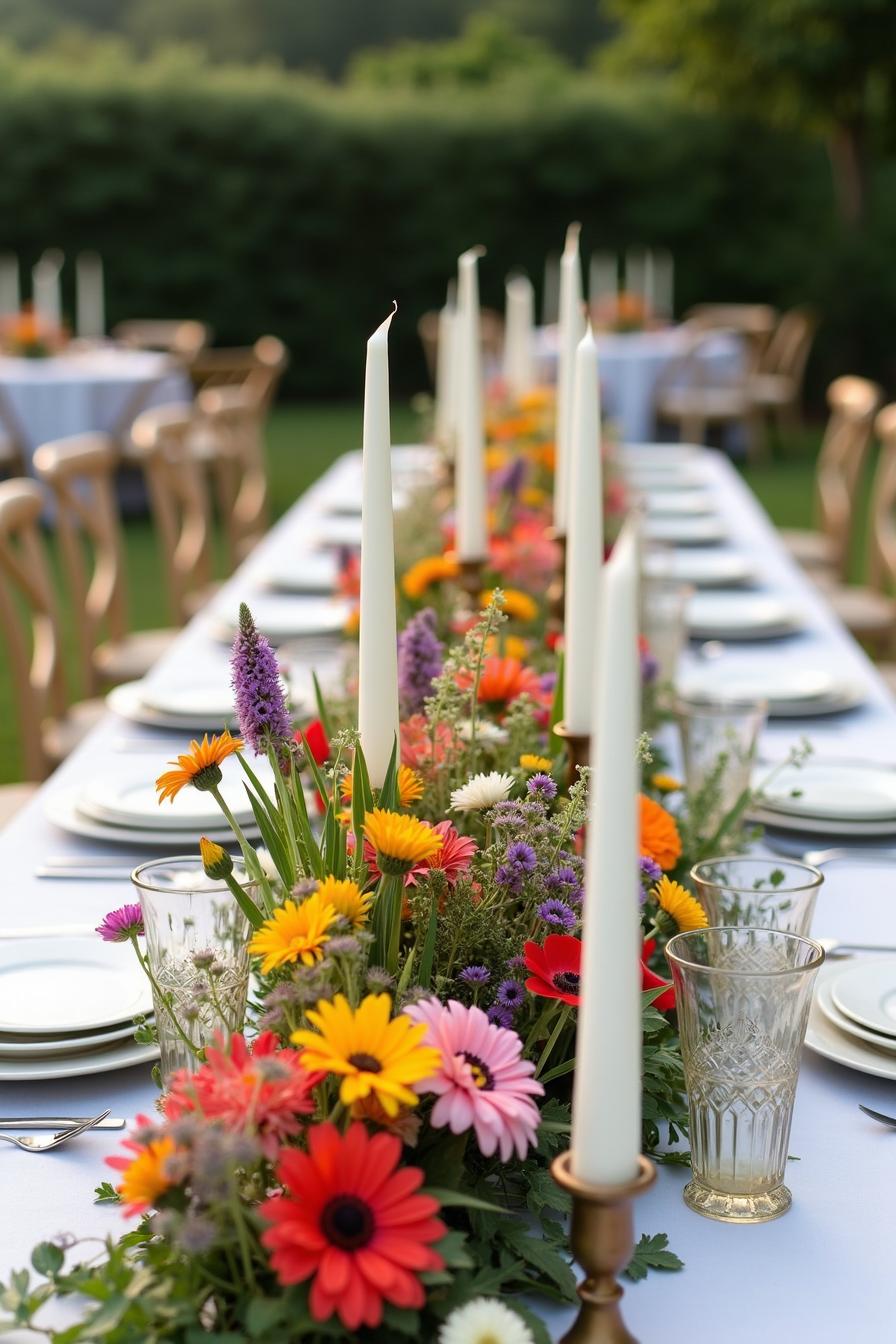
[311,515,364,550]
[751,761,896,837]
[807,957,896,1081]
[644,514,727,545]
[262,551,340,596]
[46,756,268,847]
[0,935,157,1080]
[208,595,351,646]
[644,549,756,588]
[687,591,804,640]
[643,491,715,517]
[678,668,864,718]
[109,674,306,732]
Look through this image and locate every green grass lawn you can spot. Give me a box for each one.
[0,404,826,784]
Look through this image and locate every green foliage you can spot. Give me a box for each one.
[623,1232,684,1282]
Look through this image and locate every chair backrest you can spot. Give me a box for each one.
[0,478,67,779]
[190,334,288,404]
[867,403,896,593]
[815,375,882,575]
[761,308,818,383]
[196,383,268,566]
[685,303,778,373]
[113,319,211,363]
[130,404,213,625]
[33,433,127,697]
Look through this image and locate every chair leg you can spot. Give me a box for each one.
[743,411,766,466]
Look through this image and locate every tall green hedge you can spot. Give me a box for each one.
[0,46,892,398]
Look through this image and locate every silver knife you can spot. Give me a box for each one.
[0,1116,126,1131]
[0,924,100,938]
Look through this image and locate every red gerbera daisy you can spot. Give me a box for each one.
[641,938,675,1012]
[524,934,582,1006]
[260,1122,445,1331]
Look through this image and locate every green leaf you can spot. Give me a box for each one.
[381,1304,422,1336]
[312,671,334,740]
[424,1187,506,1215]
[246,1296,290,1336]
[377,735,401,811]
[525,1165,571,1217]
[495,1219,577,1300]
[549,648,565,754]
[245,787,293,888]
[507,1300,554,1344]
[416,890,439,989]
[622,1232,684,1282]
[93,1181,121,1205]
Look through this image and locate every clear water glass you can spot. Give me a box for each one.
[666,926,824,1222]
[132,856,257,1083]
[692,856,823,936]
[675,694,767,833]
[641,577,693,689]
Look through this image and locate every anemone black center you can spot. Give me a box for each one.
[462,1050,494,1091]
[553,971,580,994]
[348,1052,382,1074]
[320,1195,375,1250]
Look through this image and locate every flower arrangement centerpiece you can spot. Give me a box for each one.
[0,305,67,357]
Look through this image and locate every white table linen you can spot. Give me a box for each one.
[0,447,893,1340]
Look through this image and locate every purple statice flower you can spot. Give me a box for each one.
[231,603,292,764]
[459,964,491,987]
[397,608,444,717]
[491,801,526,829]
[96,904,144,943]
[496,864,524,893]
[544,865,584,903]
[487,1003,515,1029]
[527,772,557,801]
[537,898,577,931]
[505,841,537,874]
[496,978,526,1010]
[540,670,558,696]
[640,856,662,885]
[493,455,527,499]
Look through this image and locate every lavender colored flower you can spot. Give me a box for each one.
[537,898,577,931]
[495,864,524,893]
[487,1003,515,1029]
[527,772,557,801]
[544,865,584,903]
[231,603,292,764]
[459,964,491,986]
[540,670,558,695]
[505,841,537,874]
[397,607,444,717]
[640,855,662,884]
[496,979,526,1009]
[506,954,528,972]
[491,801,526,829]
[96,904,144,943]
[640,641,659,685]
[493,455,527,498]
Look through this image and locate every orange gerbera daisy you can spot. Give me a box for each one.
[342,764,424,809]
[459,655,542,707]
[401,553,460,599]
[480,589,539,624]
[639,794,682,871]
[155,731,243,804]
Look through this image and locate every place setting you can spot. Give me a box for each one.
[679,666,865,717]
[750,759,896,838]
[686,589,806,639]
[206,593,352,645]
[807,957,896,1082]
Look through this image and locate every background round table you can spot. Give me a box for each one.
[535,324,744,443]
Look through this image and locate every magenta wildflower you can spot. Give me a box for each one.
[96,904,144,943]
[231,603,292,767]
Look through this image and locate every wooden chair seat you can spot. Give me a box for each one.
[875,662,896,697]
[93,627,179,688]
[750,372,797,408]
[42,698,107,768]
[779,527,838,570]
[0,782,38,828]
[822,584,896,650]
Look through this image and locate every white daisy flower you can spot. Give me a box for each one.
[450,771,515,812]
[457,719,508,745]
[255,847,279,882]
[439,1297,535,1344]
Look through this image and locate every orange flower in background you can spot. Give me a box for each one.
[106,1123,178,1216]
[459,655,542,708]
[481,588,539,623]
[485,445,511,472]
[485,634,529,661]
[399,714,458,769]
[155,731,243,803]
[639,794,682,871]
[401,553,460,599]
[342,763,424,809]
[518,386,554,411]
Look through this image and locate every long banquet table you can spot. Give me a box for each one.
[1,445,893,1340]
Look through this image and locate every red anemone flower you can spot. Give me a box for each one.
[641,938,675,1012]
[296,719,330,766]
[524,934,582,1006]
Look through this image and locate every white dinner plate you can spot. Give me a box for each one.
[644,491,715,516]
[756,762,896,823]
[78,757,268,831]
[687,592,803,639]
[312,516,364,549]
[0,1037,159,1082]
[0,937,153,1034]
[325,488,409,518]
[805,961,896,1081]
[749,807,896,839]
[678,668,865,718]
[621,443,703,466]
[108,681,239,733]
[644,515,726,546]
[831,959,896,1039]
[625,467,707,492]
[210,596,350,644]
[644,550,756,588]
[816,972,896,1053]
[46,787,253,848]
[262,552,340,595]
[0,1016,154,1057]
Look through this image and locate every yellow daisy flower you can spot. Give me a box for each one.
[342,764,424,809]
[485,634,529,661]
[651,773,683,794]
[401,554,459,599]
[520,753,553,772]
[654,876,708,932]
[116,1136,177,1211]
[481,588,539,623]
[155,731,243,804]
[317,876,371,929]
[248,893,338,974]
[363,808,443,875]
[292,993,439,1117]
[521,486,547,508]
[518,386,554,411]
[484,446,511,472]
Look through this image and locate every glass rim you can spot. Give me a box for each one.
[673,692,769,716]
[690,854,824,894]
[665,926,826,977]
[131,854,259,896]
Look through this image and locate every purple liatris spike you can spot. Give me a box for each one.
[231,603,292,765]
[397,607,444,717]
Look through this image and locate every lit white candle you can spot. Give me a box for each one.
[0,255,19,315]
[571,519,642,1186]
[553,223,584,535]
[455,246,487,561]
[76,251,105,340]
[358,304,400,789]
[503,272,535,399]
[563,326,602,736]
[32,255,62,331]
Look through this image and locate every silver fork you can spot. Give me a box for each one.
[859,1104,896,1129]
[0,1108,111,1152]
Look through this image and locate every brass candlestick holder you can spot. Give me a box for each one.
[546,528,567,633]
[552,721,591,789]
[453,555,487,618]
[551,1152,657,1344]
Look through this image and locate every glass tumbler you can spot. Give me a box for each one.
[132,856,258,1082]
[691,856,823,936]
[675,694,767,833]
[641,577,694,689]
[666,927,824,1223]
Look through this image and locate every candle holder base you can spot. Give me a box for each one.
[452,555,487,617]
[545,527,567,633]
[551,1152,657,1344]
[552,722,591,788]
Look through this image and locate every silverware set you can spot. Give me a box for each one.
[0,1110,118,1152]
[34,855,143,881]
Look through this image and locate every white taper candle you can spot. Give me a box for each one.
[553,223,584,535]
[571,518,642,1185]
[455,246,487,561]
[0,255,19,316]
[503,272,535,399]
[358,304,400,789]
[76,252,105,340]
[433,284,456,451]
[563,326,603,736]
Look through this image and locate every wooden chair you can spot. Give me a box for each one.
[194,383,269,568]
[32,434,178,694]
[190,334,288,405]
[654,321,756,453]
[0,478,104,781]
[818,402,896,657]
[130,405,217,625]
[780,375,882,579]
[685,304,778,370]
[112,319,211,364]
[749,307,818,437]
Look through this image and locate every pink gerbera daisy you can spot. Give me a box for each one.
[363,819,477,888]
[163,1031,318,1159]
[406,998,543,1161]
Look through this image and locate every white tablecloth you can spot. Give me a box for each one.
[0,448,892,1340]
[535,325,744,442]
[0,348,190,458]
